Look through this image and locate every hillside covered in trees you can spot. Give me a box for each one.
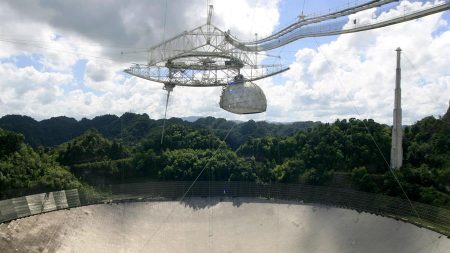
[0,113,319,149]
[0,128,84,198]
[0,113,449,208]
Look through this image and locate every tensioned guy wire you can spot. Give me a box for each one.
[138,123,236,253]
[159,0,170,145]
[312,38,423,221]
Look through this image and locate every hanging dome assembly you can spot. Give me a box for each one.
[220,79,267,114]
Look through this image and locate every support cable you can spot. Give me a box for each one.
[300,0,307,19]
[206,5,214,252]
[159,0,170,145]
[312,38,423,221]
[160,85,173,144]
[402,53,430,88]
[138,123,236,253]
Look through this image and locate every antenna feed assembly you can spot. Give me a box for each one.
[124,22,288,114]
[124,1,450,114]
[220,80,267,114]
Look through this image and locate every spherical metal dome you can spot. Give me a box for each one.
[219,81,267,114]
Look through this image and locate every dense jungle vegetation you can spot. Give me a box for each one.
[0,112,449,208]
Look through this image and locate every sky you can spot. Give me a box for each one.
[0,0,449,124]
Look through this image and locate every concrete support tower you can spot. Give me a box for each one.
[391,48,403,169]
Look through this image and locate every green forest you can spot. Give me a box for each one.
[0,112,449,209]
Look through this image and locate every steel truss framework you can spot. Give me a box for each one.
[125,21,289,87]
[227,0,450,51]
[125,0,450,87]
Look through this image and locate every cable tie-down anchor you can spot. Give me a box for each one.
[163,83,175,93]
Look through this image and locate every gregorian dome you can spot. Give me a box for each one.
[219,79,267,114]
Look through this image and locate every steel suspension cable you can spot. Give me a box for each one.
[312,38,423,221]
[159,0,170,145]
[138,123,236,252]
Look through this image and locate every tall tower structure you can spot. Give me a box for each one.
[391,48,403,169]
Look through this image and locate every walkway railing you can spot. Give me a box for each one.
[227,0,450,51]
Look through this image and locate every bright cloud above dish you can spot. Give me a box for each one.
[0,0,448,124]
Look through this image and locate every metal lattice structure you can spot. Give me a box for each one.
[124,0,450,114]
[125,6,288,88]
[125,0,450,86]
[226,0,450,51]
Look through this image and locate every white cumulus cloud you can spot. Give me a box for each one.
[260,1,450,124]
[0,0,448,125]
